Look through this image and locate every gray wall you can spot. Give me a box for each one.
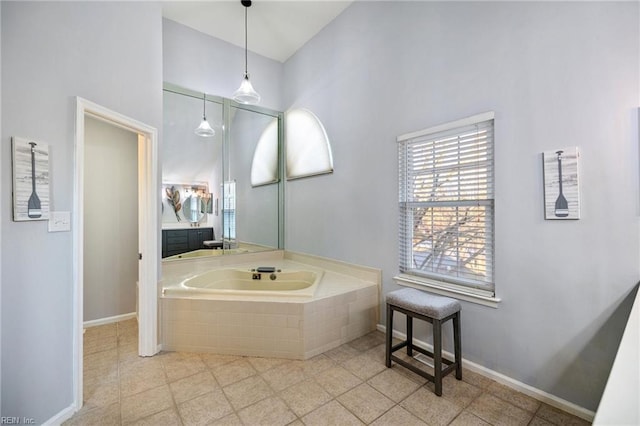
[163,18,284,112]
[84,117,138,322]
[0,1,162,421]
[283,2,639,411]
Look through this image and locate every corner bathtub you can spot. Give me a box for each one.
[163,268,322,297]
[161,253,380,360]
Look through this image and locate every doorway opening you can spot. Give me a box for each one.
[72,98,158,411]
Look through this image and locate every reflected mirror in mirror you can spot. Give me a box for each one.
[251,119,279,187]
[227,107,281,250]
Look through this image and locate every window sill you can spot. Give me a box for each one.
[393,274,501,308]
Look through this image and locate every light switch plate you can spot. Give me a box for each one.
[48,211,71,232]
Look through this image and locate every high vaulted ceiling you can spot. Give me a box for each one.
[162,1,353,63]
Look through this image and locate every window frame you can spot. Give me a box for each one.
[395,112,501,308]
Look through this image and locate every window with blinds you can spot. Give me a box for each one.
[398,112,495,296]
[222,181,236,240]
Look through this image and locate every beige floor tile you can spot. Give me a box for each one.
[367,368,422,403]
[467,393,533,426]
[260,362,306,391]
[291,353,336,376]
[119,362,167,397]
[63,402,121,426]
[278,378,332,417]
[486,381,541,413]
[337,383,395,424]
[118,332,138,347]
[119,355,163,378]
[117,325,138,338]
[369,405,427,426]
[126,408,181,426]
[223,375,274,410]
[177,388,233,426]
[84,364,119,387]
[314,365,363,397]
[118,343,140,365]
[246,356,288,373]
[208,412,244,426]
[161,352,207,382]
[85,335,118,355]
[169,370,218,404]
[237,396,297,426]
[364,343,387,364]
[400,387,463,426]
[84,380,120,408]
[85,348,118,372]
[201,352,243,369]
[117,318,138,332]
[85,324,117,340]
[120,384,173,424]
[449,411,492,426]
[392,364,431,385]
[302,400,365,426]
[425,375,483,408]
[535,403,591,426]
[348,331,386,352]
[66,318,590,426]
[212,359,257,387]
[528,416,555,426]
[343,353,387,380]
[462,369,494,389]
[324,344,361,364]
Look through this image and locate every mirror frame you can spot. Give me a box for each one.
[162,82,285,253]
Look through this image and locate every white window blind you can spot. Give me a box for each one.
[398,113,495,295]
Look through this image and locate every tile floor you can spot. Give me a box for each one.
[65,319,591,425]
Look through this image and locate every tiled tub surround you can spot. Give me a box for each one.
[161,250,380,359]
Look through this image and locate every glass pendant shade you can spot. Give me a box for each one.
[233,74,261,105]
[233,0,261,105]
[195,117,215,137]
[195,94,215,137]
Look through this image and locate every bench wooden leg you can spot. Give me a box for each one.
[406,313,413,357]
[454,311,462,380]
[385,303,393,368]
[433,318,443,396]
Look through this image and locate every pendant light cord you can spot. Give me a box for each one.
[244,4,248,75]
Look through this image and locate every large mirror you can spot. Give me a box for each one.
[162,83,283,259]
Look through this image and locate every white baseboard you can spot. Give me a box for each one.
[43,403,75,426]
[83,312,136,328]
[377,324,595,422]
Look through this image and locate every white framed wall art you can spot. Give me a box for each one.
[12,137,50,221]
[542,146,580,220]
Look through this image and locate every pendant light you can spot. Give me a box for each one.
[195,93,215,137]
[232,0,261,105]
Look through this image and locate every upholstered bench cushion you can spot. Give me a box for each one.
[386,288,461,320]
[203,240,223,248]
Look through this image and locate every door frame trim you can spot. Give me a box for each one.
[72,97,159,411]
